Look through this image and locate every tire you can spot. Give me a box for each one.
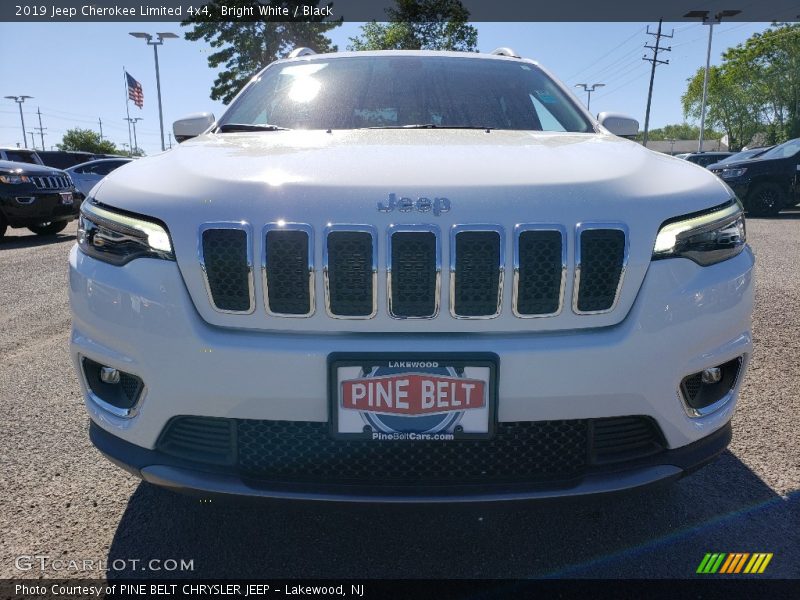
[745,182,786,217]
[28,221,68,236]
[0,213,7,241]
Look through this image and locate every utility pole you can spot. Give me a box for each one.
[641,19,673,147]
[35,107,47,150]
[4,95,33,148]
[125,117,142,154]
[684,10,742,152]
[167,133,173,149]
[28,132,36,149]
[98,117,104,141]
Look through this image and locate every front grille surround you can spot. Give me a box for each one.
[198,222,256,314]
[572,222,629,315]
[512,224,568,318]
[387,224,441,319]
[31,175,71,190]
[449,224,505,319]
[261,223,315,318]
[323,224,378,319]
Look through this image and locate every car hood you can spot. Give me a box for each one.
[98,129,730,212]
[0,159,67,177]
[93,129,735,334]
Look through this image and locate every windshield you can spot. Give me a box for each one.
[717,149,764,164]
[758,138,800,160]
[4,150,39,164]
[220,55,593,132]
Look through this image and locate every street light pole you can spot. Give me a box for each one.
[684,9,741,152]
[129,32,178,152]
[4,95,33,148]
[574,83,605,113]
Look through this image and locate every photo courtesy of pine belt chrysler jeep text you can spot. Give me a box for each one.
[69,48,753,501]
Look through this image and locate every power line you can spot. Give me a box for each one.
[565,26,646,82]
[642,19,673,147]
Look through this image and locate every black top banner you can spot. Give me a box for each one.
[2,0,799,23]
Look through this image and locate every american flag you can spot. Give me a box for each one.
[126,72,144,109]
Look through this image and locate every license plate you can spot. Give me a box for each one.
[329,354,497,441]
[59,192,73,205]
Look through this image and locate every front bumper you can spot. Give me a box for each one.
[1,190,79,227]
[69,244,754,499]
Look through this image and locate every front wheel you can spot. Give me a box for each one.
[745,182,785,217]
[28,221,68,236]
[0,213,7,240]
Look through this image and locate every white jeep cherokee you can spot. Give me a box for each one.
[69,49,753,501]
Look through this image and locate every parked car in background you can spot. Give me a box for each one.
[710,137,800,216]
[0,159,79,239]
[680,152,734,168]
[66,158,133,197]
[0,147,44,166]
[707,146,774,170]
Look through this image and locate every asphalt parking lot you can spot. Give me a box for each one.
[0,215,798,580]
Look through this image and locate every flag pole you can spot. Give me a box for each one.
[123,67,133,157]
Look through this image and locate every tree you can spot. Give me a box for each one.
[635,123,721,143]
[348,0,478,52]
[681,23,800,149]
[682,65,763,151]
[182,1,341,104]
[58,129,120,154]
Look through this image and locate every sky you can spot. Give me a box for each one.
[0,20,773,155]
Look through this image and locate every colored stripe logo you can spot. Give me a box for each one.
[697,553,773,574]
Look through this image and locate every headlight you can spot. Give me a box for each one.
[719,167,747,179]
[77,201,174,266]
[0,174,30,184]
[653,201,746,266]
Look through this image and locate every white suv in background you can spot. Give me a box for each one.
[69,49,753,501]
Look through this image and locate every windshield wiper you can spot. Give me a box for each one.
[217,123,290,133]
[365,124,493,131]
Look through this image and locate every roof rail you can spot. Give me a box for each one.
[288,47,316,59]
[490,47,520,58]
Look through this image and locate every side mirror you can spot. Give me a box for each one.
[173,112,215,143]
[597,112,639,138]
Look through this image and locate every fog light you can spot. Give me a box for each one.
[680,357,743,417]
[81,357,144,418]
[100,366,121,384]
[701,367,722,384]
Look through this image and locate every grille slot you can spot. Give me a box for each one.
[388,228,439,318]
[325,229,376,318]
[575,227,626,313]
[158,417,236,466]
[31,175,71,190]
[156,415,666,485]
[200,227,253,313]
[451,228,503,318]
[589,416,665,465]
[264,227,313,316]
[514,228,565,316]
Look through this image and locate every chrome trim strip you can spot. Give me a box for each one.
[386,224,441,320]
[512,224,567,318]
[681,356,744,418]
[449,224,505,319]
[80,356,144,419]
[323,224,378,320]
[261,222,315,318]
[198,221,256,315]
[572,222,629,316]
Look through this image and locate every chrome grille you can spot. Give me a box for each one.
[31,175,71,190]
[263,224,314,317]
[196,222,628,321]
[387,225,440,318]
[199,225,254,314]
